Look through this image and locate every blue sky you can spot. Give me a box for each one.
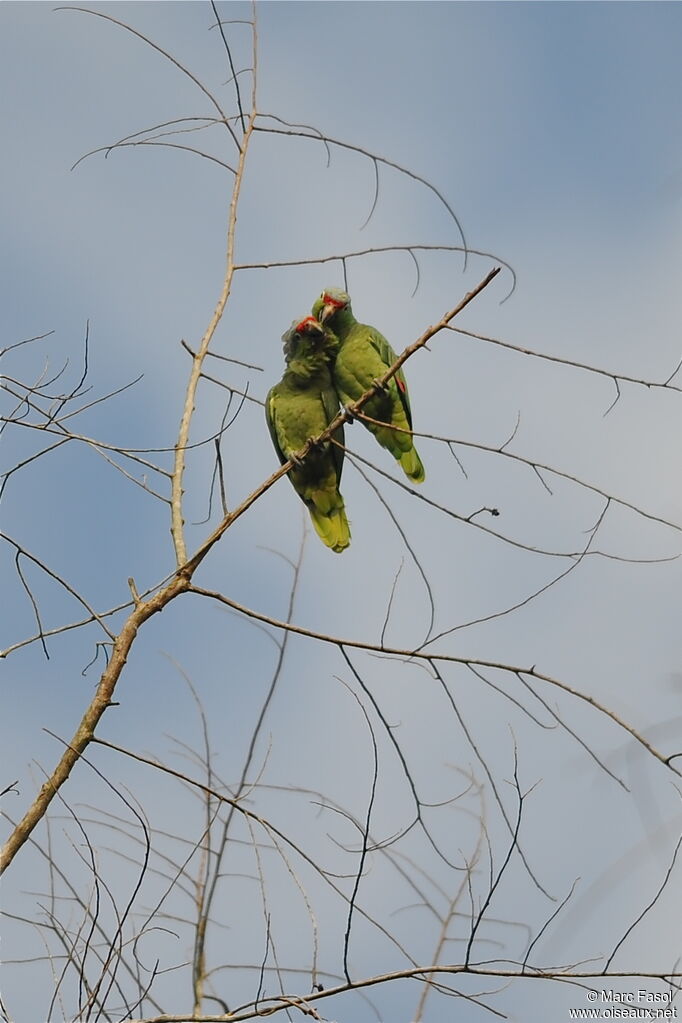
[2,3,681,1021]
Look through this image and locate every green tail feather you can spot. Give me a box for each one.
[372,424,426,484]
[400,447,425,484]
[308,504,351,553]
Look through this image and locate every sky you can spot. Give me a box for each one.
[2,3,682,1022]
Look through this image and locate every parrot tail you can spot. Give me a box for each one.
[308,504,351,553]
[400,446,426,484]
[371,422,426,484]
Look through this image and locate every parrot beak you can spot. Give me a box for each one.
[319,303,335,324]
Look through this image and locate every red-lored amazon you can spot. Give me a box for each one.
[266,316,350,553]
[311,288,425,483]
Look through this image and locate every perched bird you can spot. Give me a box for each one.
[266,316,350,553]
[311,288,425,483]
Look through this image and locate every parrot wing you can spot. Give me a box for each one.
[265,387,288,466]
[366,326,413,429]
[320,382,345,483]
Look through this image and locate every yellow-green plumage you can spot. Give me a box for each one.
[266,317,350,553]
[312,289,425,483]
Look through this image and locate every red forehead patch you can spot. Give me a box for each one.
[295,316,319,332]
[322,294,345,309]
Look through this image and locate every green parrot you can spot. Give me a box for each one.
[266,315,350,553]
[311,288,425,483]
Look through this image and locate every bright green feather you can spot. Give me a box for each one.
[313,289,425,483]
[266,318,350,553]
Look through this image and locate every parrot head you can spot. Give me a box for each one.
[282,315,325,356]
[312,287,352,327]
[295,315,326,336]
[281,316,331,379]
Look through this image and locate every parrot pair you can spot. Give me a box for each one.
[266,289,425,553]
